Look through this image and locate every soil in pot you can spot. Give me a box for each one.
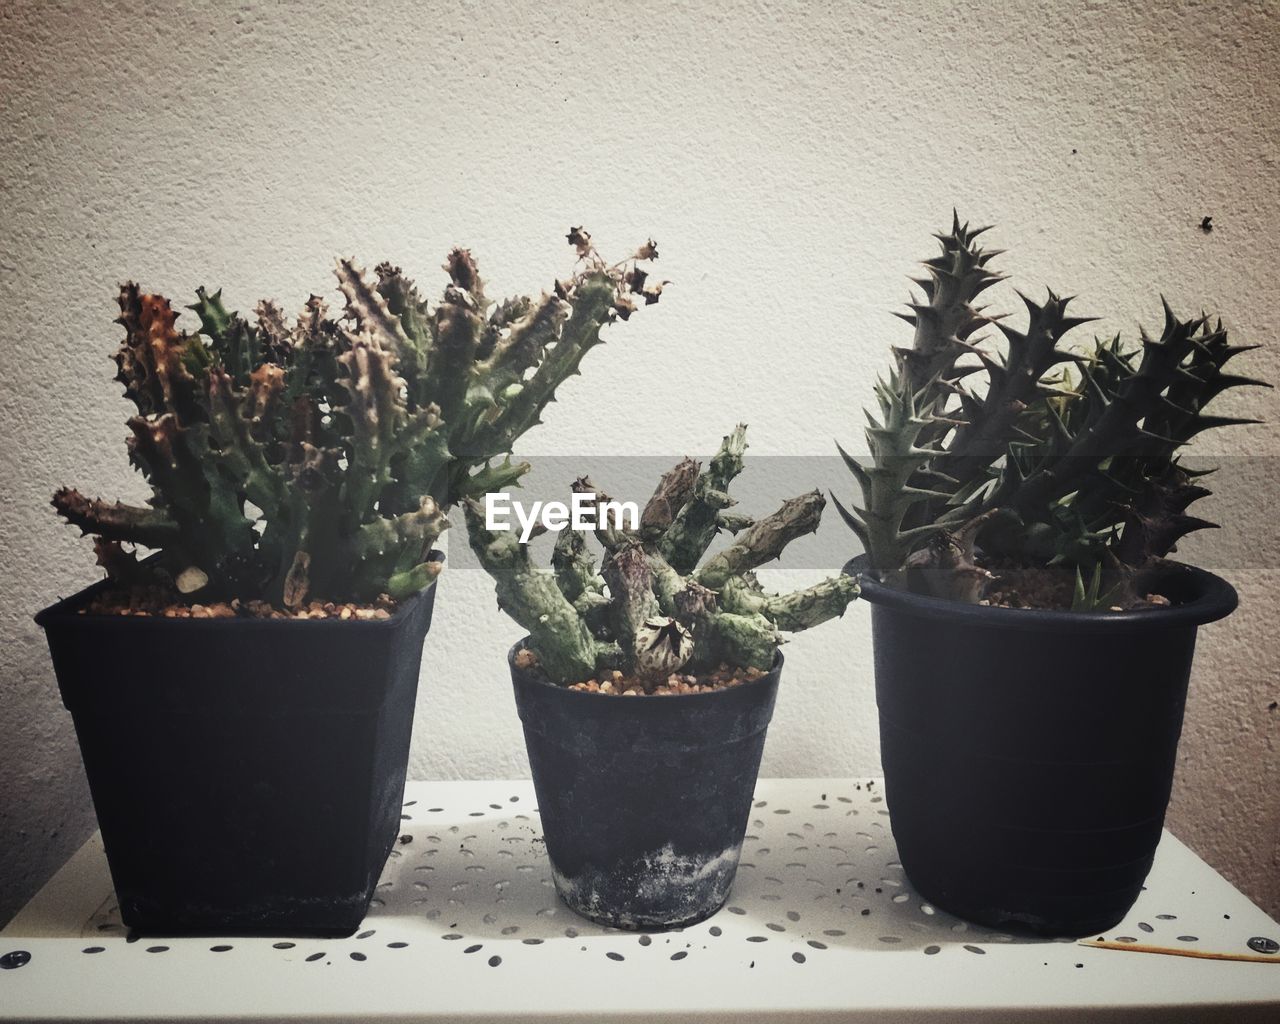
[510,644,782,931]
[540,652,769,696]
[974,557,1172,612]
[35,577,437,936]
[849,554,1237,937]
[81,582,401,620]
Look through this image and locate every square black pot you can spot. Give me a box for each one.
[35,579,435,936]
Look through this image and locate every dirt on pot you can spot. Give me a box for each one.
[513,647,766,696]
[82,583,399,620]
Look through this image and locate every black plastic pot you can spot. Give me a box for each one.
[510,643,781,930]
[35,579,436,936]
[848,555,1237,937]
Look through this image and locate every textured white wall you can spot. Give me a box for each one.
[1,0,1277,924]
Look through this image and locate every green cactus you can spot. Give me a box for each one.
[464,426,860,686]
[836,214,1268,604]
[55,231,662,608]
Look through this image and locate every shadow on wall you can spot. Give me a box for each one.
[0,625,94,927]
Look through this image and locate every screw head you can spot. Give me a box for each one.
[1247,936,1279,955]
[0,950,31,970]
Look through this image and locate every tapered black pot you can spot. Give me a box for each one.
[510,643,781,930]
[848,555,1237,937]
[35,578,436,936]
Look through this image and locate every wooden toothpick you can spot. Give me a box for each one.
[1080,940,1280,964]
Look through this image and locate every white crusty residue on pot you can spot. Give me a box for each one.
[551,842,742,930]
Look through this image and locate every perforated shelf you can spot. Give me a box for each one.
[3,779,1278,1022]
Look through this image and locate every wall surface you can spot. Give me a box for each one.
[1,0,1277,924]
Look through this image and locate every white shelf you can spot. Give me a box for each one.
[3,778,1278,1022]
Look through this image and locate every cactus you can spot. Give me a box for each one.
[464,426,860,687]
[55,231,662,608]
[836,213,1268,604]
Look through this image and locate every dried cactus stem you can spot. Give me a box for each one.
[52,489,180,548]
[602,543,660,667]
[552,526,602,606]
[719,574,861,632]
[903,509,999,603]
[715,511,754,534]
[659,425,748,573]
[463,500,602,684]
[696,489,826,589]
[92,538,149,585]
[640,457,700,539]
[569,476,633,551]
[692,611,779,672]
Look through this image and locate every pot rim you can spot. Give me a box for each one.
[844,554,1238,633]
[34,574,436,632]
[508,638,784,701]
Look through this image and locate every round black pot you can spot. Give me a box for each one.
[35,579,436,936]
[848,555,1237,937]
[510,643,781,930]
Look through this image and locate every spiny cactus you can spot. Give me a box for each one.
[55,231,662,607]
[836,213,1268,604]
[464,426,861,686]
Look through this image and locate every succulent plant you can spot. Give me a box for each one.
[836,213,1268,604]
[464,426,861,686]
[55,230,662,607]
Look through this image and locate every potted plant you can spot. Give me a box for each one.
[36,230,662,935]
[835,213,1263,936]
[463,425,861,929]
